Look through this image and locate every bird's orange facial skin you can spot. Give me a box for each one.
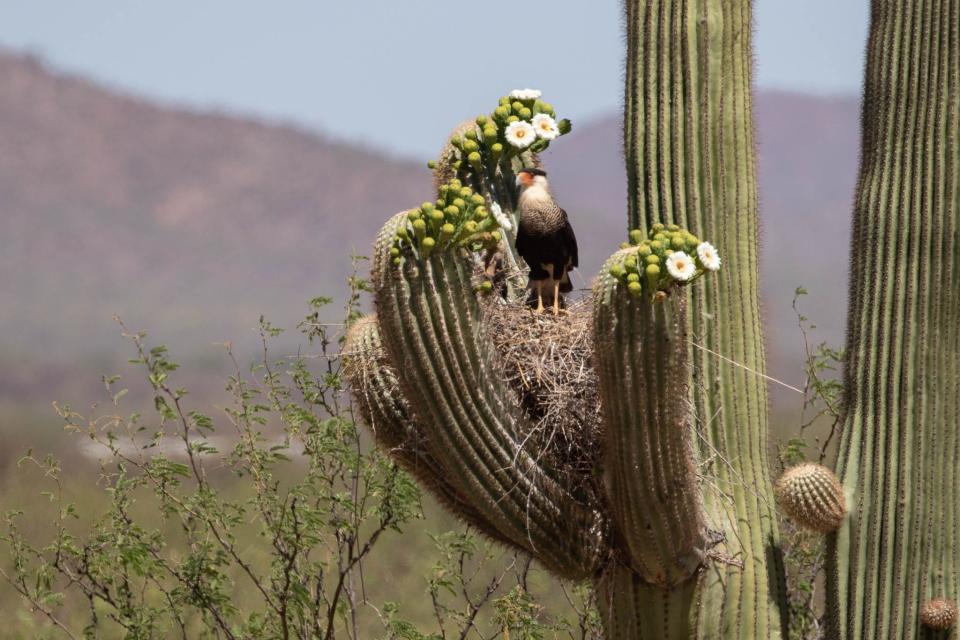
[518,172,534,187]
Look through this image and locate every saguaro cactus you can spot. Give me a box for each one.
[826,0,960,637]
[345,1,787,638]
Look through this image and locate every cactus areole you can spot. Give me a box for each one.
[345,1,789,638]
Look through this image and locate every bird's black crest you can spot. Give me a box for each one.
[519,168,547,177]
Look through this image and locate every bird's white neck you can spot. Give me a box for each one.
[519,184,551,208]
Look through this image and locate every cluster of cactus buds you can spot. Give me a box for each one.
[388,178,503,265]
[606,223,721,300]
[428,90,572,178]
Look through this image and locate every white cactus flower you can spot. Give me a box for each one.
[504,121,536,149]
[696,241,722,271]
[666,251,697,281]
[509,88,542,100]
[531,113,559,140]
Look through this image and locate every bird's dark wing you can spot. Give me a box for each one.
[515,222,529,260]
[560,208,578,268]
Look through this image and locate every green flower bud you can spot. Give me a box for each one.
[396,226,409,240]
[652,222,665,233]
[495,105,510,119]
[441,222,455,237]
[393,256,402,266]
[449,178,461,189]
[464,220,478,234]
[390,246,401,257]
[627,281,642,296]
[519,107,532,120]
[499,96,511,106]
[645,254,660,265]
[430,209,445,223]
[540,102,554,114]
[626,272,640,283]
[450,136,463,150]
[629,229,644,245]
[474,206,488,219]
[483,127,499,144]
[620,242,631,249]
[654,233,668,243]
[490,143,503,159]
[624,256,638,272]
[533,99,546,113]
[413,219,427,237]
[464,129,478,141]
[421,202,434,213]
[464,139,480,153]
[609,264,625,279]
[645,263,661,290]
[671,234,686,250]
[422,236,436,256]
[445,205,460,217]
[637,243,652,257]
[557,118,572,135]
[452,198,466,209]
[475,114,488,127]
[459,186,473,198]
[506,115,519,124]
[490,230,502,242]
[427,159,437,169]
[667,223,680,232]
[467,151,482,168]
[452,159,462,171]
[470,194,485,206]
[685,234,699,249]
[511,101,524,113]
[650,240,664,254]
[407,210,421,221]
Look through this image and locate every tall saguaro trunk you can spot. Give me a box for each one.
[615,0,787,637]
[827,1,960,637]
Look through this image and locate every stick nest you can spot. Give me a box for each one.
[482,295,603,491]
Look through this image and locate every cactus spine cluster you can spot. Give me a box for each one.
[825,0,960,637]
[775,463,846,534]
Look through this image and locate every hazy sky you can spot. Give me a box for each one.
[1,1,868,158]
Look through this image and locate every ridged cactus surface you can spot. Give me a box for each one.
[826,0,960,637]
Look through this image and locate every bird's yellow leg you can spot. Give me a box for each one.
[535,281,545,313]
[552,280,561,316]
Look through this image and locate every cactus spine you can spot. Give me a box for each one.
[826,1,960,637]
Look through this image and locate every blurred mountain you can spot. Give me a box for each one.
[0,52,860,410]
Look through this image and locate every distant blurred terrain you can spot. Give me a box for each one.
[0,52,859,417]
